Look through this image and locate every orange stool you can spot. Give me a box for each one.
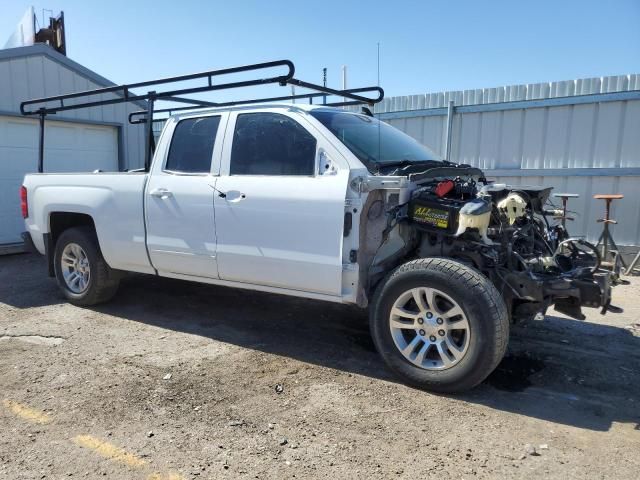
[593,194,626,268]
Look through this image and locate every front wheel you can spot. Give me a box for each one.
[370,258,509,393]
[53,227,120,306]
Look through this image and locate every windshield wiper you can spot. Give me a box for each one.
[377,159,414,169]
[379,159,447,169]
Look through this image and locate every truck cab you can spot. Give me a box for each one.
[144,105,367,300]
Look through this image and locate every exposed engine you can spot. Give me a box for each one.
[365,175,622,322]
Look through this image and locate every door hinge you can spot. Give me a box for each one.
[349,249,358,263]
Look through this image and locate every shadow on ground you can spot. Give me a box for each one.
[0,253,65,309]
[2,253,639,432]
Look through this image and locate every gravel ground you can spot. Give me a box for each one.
[1,253,639,480]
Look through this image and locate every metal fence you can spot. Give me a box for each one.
[373,74,640,253]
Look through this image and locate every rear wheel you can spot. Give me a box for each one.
[370,258,508,393]
[54,227,120,306]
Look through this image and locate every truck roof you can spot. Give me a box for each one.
[169,103,352,121]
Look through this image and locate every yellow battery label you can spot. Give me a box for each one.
[412,206,449,229]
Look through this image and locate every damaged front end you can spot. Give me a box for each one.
[496,240,623,321]
[360,168,623,322]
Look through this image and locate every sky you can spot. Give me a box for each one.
[1,0,639,103]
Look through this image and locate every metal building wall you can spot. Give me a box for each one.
[375,75,640,250]
[0,45,146,170]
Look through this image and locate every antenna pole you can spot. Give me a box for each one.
[341,65,347,106]
[322,68,327,105]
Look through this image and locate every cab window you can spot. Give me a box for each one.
[230,113,316,175]
[165,116,221,173]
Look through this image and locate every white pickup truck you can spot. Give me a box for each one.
[21,102,620,393]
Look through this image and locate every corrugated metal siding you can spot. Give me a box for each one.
[0,51,145,170]
[376,75,640,248]
[373,74,640,113]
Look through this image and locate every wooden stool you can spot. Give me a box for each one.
[553,193,579,228]
[593,194,627,268]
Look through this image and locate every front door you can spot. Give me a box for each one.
[214,110,349,296]
[145,115,224,278]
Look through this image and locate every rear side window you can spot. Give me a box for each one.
[230,113,316,175]
[165,116,221,173]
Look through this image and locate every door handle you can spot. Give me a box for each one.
[149,188,173,199]
[225,190,246,203]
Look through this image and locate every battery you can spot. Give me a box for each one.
[408,196,465,234]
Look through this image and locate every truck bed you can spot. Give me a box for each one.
[23,172,154,275]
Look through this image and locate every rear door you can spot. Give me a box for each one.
[145,114,225,278]
[213,109,350,296]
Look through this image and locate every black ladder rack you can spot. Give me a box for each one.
[20,59,384,172]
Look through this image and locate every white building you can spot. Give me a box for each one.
[0,43,145,248]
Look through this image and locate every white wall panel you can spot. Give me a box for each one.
[8,59,29,112]
[567,104,595,168]
[544,106,571,169]
[620,101,640,168]
[423,116,445,157]
[25,56,45,102]
[521,108,545,169]
[478,111,500,170]
[404,117,424,146]
[498,110,523,169]
[616,177,640,245]
[457,112,481,166]
[593,101,624,168]
[0,61,13,110]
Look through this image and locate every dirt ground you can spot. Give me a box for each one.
[1,253,639,480]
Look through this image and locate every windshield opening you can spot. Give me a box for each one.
[309,110,441,171]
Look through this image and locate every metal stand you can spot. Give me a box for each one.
[627,249,640,275]
[593,194,627,269]
[552,193,579,228]
[144,92,156,171]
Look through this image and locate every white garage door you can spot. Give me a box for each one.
[0,116,118,245]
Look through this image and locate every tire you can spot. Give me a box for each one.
[53,227,120,306]
[370,258,509,393]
